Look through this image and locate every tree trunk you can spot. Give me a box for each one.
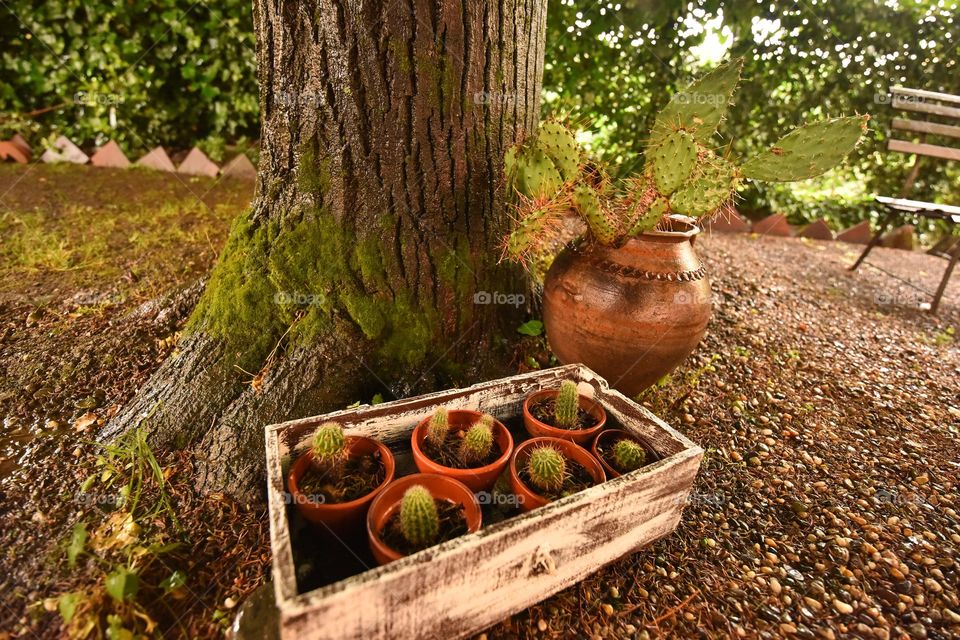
[104,0,548,500]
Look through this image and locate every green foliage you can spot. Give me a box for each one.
[399,485,440,547]
[459,415,495,466]
[517,319,544,336]
[526,445,567,493]
[612,439,647,473]
[427,408,449,449]
[105,568,139,602]
[0,0,258,149]
[310,422,346,468]
[553,380,580,428]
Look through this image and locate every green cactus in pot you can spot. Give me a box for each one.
[500,59,869,265]
[458,414,495,466]
[399,485,440,547]
[553,380,580,429]
[612,439,647,473]
[311,422,347,470]
[526,445,567,493]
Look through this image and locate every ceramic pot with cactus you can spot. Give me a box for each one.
[288,422,396,535]
[509,437,606,512]
[522,379,606,444]
[591,429,659,479]
[410,408,514,492]
[366,473,482,565]
[502,58,868,396]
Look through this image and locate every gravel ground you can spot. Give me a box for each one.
[1,162,958,639]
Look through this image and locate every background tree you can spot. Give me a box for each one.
[103,0,548,499]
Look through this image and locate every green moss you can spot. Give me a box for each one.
[297,144,331,196]
[388,37,411,73]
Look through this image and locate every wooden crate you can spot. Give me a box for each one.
[266,364,703,640]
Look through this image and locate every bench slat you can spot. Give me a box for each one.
[891,86,960,106]
[875,195,960,222]
[893,94,960,119]
[888,139,960,161]
[892,117,960,140]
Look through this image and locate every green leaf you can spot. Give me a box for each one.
[371,393,384,405]
[517,320,544,336]
[740,116,869,182]
[105,568,139,602]
[159,570,187,592]
[67,522,87,568]
[58,592,82,623]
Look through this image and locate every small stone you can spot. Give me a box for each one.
[537,619,548,631]
[224,597,237,609]
[913,474,929,486]
[833,599,854,615]
[944,609,960,623]
[749,456,762,467]
[601,603,614,616]
[609,586,619,598]
[924,578,942,593]
[702,537,717,548]
[780,622,797,634]
[770,578,782,595]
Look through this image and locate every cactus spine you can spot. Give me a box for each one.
[573,185,618,245]
[612,439,647,472]
[399,485,439,547]
[459,415,495,466]
[311,422,346,469]
[553,380,581,428]
[426,408,449,449]
[526,446,567,493]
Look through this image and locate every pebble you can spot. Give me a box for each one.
[833,600,854,615]
[944,609,960,623]
[601,603,614,616]
[770,577,782,595]
[537,619,547,632]
[923,578,942,593]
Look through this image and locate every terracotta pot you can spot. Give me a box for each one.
[411,410,513,492]
[288,436,395,536]
[522,388,606,445]
[543,217,712,397]
[509,437,606,513]
[591,429,660,479]
[366,473,482,565]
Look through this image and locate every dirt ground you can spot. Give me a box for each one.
[1,165,958,639]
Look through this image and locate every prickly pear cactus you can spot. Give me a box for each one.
[311,422,346,467]
[669,155,740,218]
[553,380,580,428]
[526,446,567,493]
[649,58,744,146]
[624,195,669,237]
[518,147,564,198]
[503,190,571,268]
[399,485,439,547]
[612,439,647,472]
[459,416,495,465]
[740,115,870,182]
[649,130,698,195]
[426,408,449,450]
[537,120,580,181]
[573,185,618,245]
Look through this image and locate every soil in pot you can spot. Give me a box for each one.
[529,397,600,430]
[296,453,386,504]
[421,433,504,469]
[378,498,469,556]
[517,458,597,500]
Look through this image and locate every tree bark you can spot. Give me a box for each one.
[105,0,548,500]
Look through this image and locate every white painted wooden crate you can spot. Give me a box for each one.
[266,364,703,640]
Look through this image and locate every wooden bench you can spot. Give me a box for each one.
[849,86,960,313]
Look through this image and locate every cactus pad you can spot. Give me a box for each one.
[399,485,440,547]
[649,58,743,146]
[740,115,869,182]
[573,185,618,245]
[515,147,563,198]
[649,130,698,195]
[669,156,739,218]
[553,380,581,428]
[624,196,669,238]
[426,408,449,449]
[537,120,580,181]
[311,422,346,466]
[612,439,647,472]
[459,416,495,465]
[526,445,567,493]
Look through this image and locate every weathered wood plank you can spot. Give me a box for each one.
[891,86,960,106]
[891,117,960,140]
[892,94,960,120]
[266,364,703,640]
[887,138,960,162]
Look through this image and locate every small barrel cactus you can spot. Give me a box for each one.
[612,439,647,472]
[553,380,580,429]
[311,422,346,468]
[459,415,495,465]
[426,407,449,449]
[399,485,439,547]
[526,445,567,493]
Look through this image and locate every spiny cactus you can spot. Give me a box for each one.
[311,422,346,468]
[612,439,647,473]
[426,408,449,449]
[526,445,567,493]
[553,380,580,428]
[459,414,495,465]
[399,485,439,547]
[501,58,868,259]
[502,190,572,269]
